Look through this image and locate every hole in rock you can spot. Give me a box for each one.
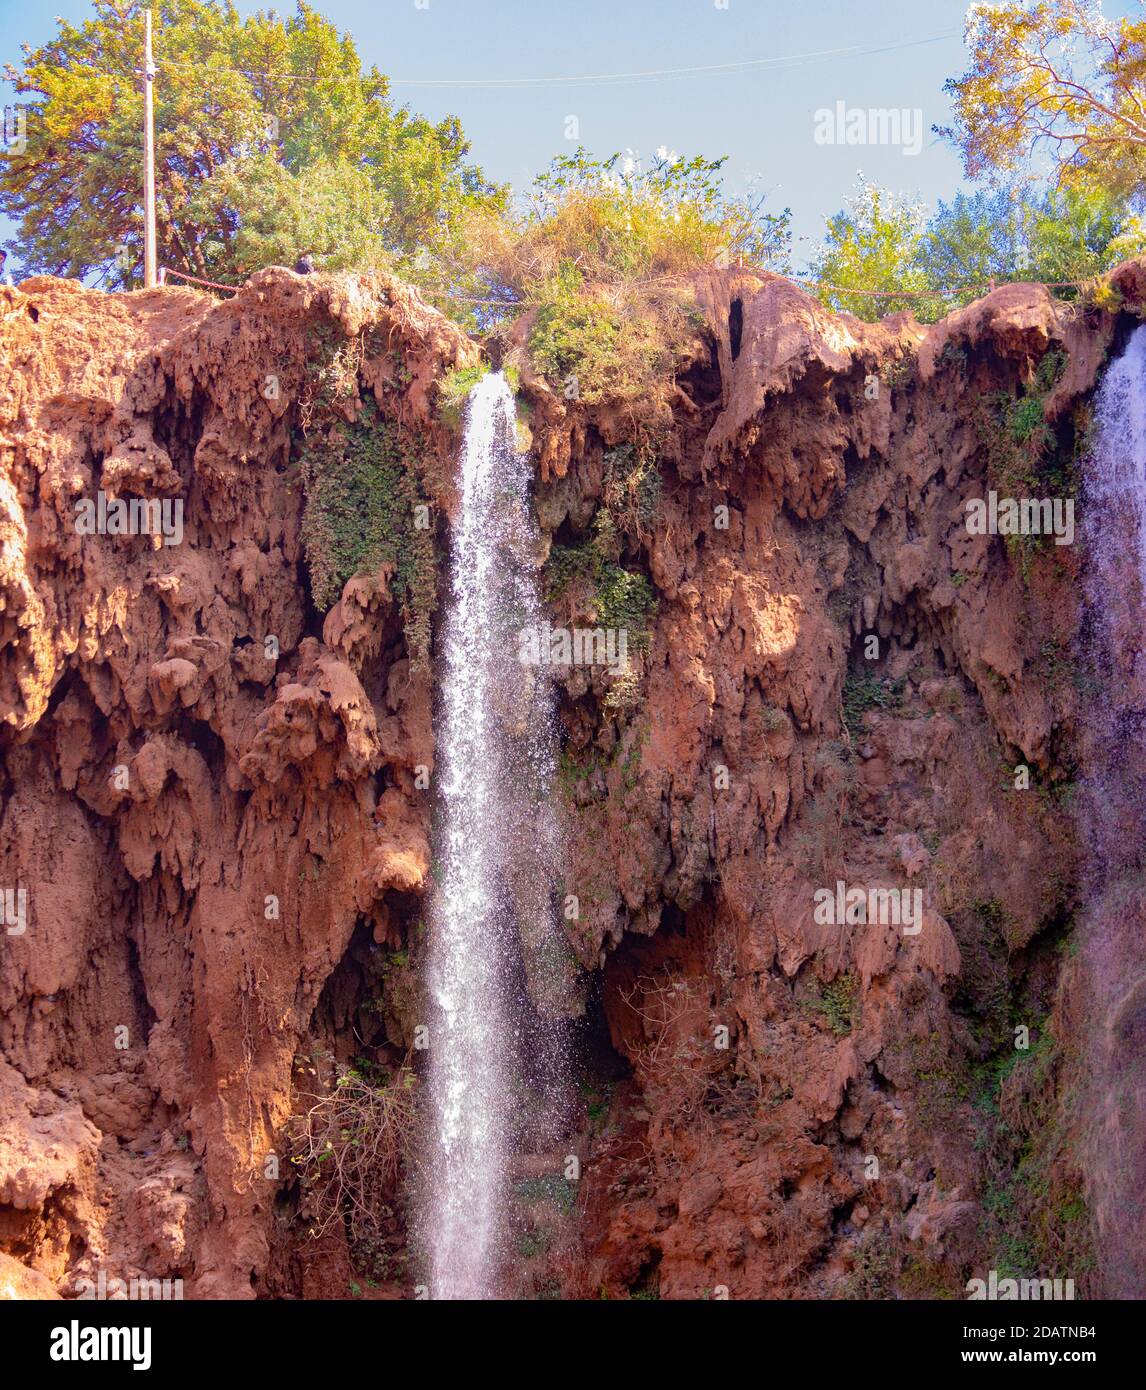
[729,297,743,361]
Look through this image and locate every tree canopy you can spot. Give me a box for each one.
[1,0,506,288]
[4,0,1145,326]
[940,0,1146,199]
[816,176,1146,322]
[812,177,940,319]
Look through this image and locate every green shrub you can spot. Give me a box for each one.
[528,261,626,403]
[842,669,905,736]
[977,347,1069,493]
[546,529,656,714]
[546,510,656,651]
[805,970,859,1036]
[844,1228,899,1299]
[546,553,655,652]
[597,565,656,649]
[517,1175,577,1215]
[524,257,698,408]
[889,1031,973,1126]
[975,1023,1097,1292]
[297,399,437,666]
[436,363,490,431]
[1010,393,1051,445]
[517,1228,551,1259]
[542,438,661,713]
[602,443,662,539]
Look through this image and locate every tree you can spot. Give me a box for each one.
[813,176,941,320]
[1,0,506,288]
[917,184,1146,306]
[940,0,1146,199]
[1025,183,1146,282]
[917,188,1032,300]
[181,155,392,275]
[815,178,1146,322]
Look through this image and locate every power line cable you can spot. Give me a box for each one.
[16,29,961,92]
[384,31,962,88]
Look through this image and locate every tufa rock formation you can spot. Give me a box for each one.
[1,260,1141,1299]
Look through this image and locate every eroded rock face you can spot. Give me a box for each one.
[0,269,472,1298]
[523,268,1133,1299]
[0,262,1138,1298]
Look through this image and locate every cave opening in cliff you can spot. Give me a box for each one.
[678,333,725,414]
[575,971,636,1092]
[174,716,226,781]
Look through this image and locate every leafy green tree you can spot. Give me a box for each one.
[916,188,1031,302]
[181,155,391,274]
[1025,184,1146,284]
[813,176,941,320]
[1,0,506,287]
[917,185,1145,307]
[816,179,1145,322]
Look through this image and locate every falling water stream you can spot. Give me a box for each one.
[1079,323,1146,1295]
[422,372,564,1300]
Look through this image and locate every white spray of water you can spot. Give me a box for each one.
[1080,323,1146,1296]
[1084,325,1146,690]
[422,371,562,1300]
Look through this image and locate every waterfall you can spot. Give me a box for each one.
[422,371,564,1300]
[1079,323,1146,1296]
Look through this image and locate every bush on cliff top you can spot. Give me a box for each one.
[524,263,694,407]
[435,363,490,431]
[510,149,791,290]
[508,152,790,403]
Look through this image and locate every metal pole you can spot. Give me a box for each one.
[143,10,157,288]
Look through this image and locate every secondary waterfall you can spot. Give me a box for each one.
[1079,323,1146,1295]
[422,371,564,1300]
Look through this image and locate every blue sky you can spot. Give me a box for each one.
[0,0,1140,273]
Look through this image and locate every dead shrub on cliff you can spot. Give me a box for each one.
[289,1065,417,1258]
[620,971,737,1147]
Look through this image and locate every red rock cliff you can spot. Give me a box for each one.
[1,263,1140,1299]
